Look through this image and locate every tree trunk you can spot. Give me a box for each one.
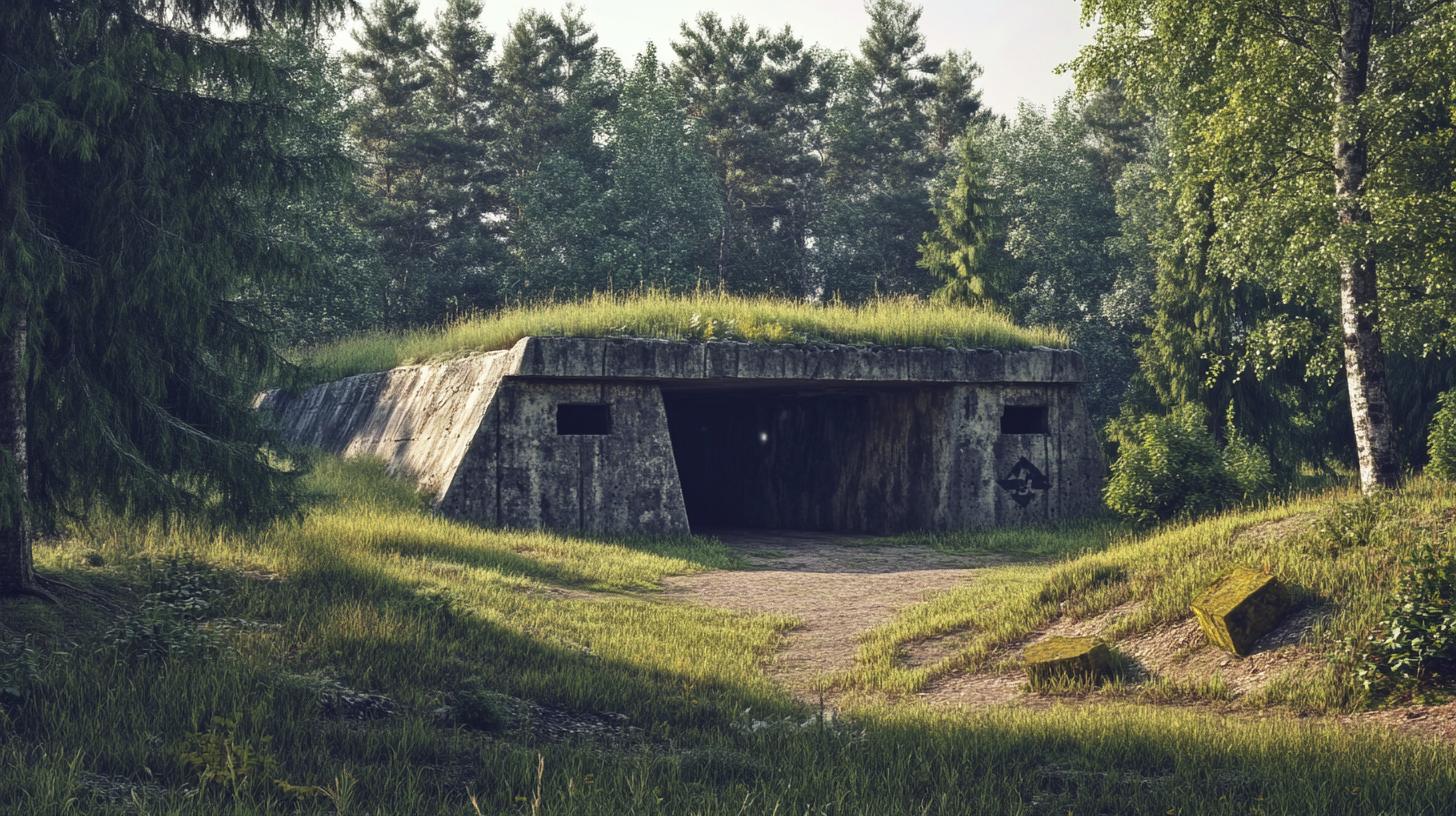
[1333,0,1399,492]
[0,315,34,595]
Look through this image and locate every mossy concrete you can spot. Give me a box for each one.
[1190,568,1290,656]
[1023,636,1114,683]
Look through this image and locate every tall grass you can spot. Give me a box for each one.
[296,291,1070,384]
[4,460,1455,814]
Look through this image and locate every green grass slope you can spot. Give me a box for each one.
[297,292,1070,384]
[2,461,1454,814]
[850,480,1455,712]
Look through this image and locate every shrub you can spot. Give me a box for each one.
[1356,537,1456,695]
[1103,405,1241,525]
[1315,493,1392,551]
[179,714,281,799]
[1222,431,1276,502]
[449,685,515,732]
[104,557,227,659]
[1428,388,1456,480]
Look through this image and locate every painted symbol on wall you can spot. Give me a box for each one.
[998,457,1051,507]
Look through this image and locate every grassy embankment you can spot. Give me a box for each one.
[295,292,1070,384]
[849,480,1453,712]
[2,460,1455,814]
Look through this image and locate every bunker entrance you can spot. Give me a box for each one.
[662,384,946,534]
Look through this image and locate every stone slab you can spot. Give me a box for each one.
[1023,636,1114,684]
[1191,568,1290,656]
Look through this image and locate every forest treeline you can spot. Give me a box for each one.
[263,0,1455,472]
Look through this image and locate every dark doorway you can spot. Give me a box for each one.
[662,385,948,533]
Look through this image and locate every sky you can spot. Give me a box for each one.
[339,0,1094,115]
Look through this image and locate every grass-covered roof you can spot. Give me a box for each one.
[296,292,1069,384]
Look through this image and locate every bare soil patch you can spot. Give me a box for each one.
[663,530,1003,696]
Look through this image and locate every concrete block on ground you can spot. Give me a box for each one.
[1023,636,1114,684]
[1191,567,1290,656]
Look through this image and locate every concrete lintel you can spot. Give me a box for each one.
[509,336,1082,384]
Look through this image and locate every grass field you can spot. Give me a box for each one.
[294,291,1070,384]
[3,460,1455,814]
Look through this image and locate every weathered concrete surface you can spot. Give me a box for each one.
[261,337,1107,535]
[509,336,1085,384]
[256,351,515,499]
[443,380,689,535]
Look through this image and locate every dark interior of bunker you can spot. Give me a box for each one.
[661,385,954,534]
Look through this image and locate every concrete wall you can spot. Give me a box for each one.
[255,351,515,500]
[261,337,1106,536]
[442,380,689,535]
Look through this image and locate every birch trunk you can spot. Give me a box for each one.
[1333,0,1399,492]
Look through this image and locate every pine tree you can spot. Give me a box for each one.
[816,0,945,299]
[1,0,348,596]
[918,129,998,305]
[670,14,832,295]
[602,46,723,291]
[496,7,617,298]
[424,0,504,316]
[346,0,437,325]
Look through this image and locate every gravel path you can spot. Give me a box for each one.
[662,530,1003,696]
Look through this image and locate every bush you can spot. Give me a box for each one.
[1428,388,1456,480]
[1223,431,1276,501]
[1315,493,1392,551]
[1356,537,1456,695]
[1103,405,1243,525]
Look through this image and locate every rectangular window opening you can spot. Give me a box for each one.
[1000,405,1049,435]
[557,403,612,435]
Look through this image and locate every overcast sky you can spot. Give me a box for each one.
[336,0,1093,115]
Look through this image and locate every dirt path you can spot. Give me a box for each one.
[663,530,1004,696]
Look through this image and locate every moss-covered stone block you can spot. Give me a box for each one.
[1191,567,1290,656]
[1023,636,1114,683]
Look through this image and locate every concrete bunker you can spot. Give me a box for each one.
[258,336,1106,536]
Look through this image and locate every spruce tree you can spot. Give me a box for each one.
[424,0,505,316]
[918,129,998,305]
[816,0,944,299]
[346,0,437,326]
[1,0,348,596]
[670,14,832,295]
[928,51,985,155]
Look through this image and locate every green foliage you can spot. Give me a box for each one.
[294,292,1068,383]
[601,46,724,292]
[104,558,227,659]
[1316,494,1393,552]
[671,14,834,296]
[919,128,1000,305]
[1075,0,1456,476]
[1103,405,1241,524]
[976,89,1150,423]
[1428,388,1456,480]
[1222,430,1277,502]
[2,0,354,550]
[179,714,282,799]
[1357,537,1456,695]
